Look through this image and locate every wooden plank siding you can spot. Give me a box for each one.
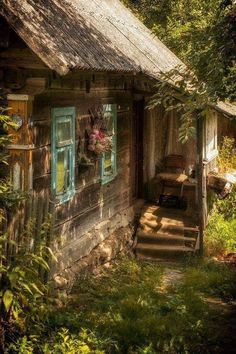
[4,67,136,272]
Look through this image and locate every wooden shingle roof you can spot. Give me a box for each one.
[216,101,236,119]
[0,0,184,76]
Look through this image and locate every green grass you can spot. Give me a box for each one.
[7,258,236,354]
[204,189,236,257]
[205,212,236,256]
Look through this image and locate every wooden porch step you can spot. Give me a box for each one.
[143,211,184,221]
[140,218,182,231]
[137,230,196,246]
[143,210,192,222]
[135,204,199,261]
[140,223,199,236]
[136,243,194,259]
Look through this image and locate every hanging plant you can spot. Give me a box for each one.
[88,128,112,155]
[87,106,113,155]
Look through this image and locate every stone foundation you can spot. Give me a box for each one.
[53,224,135,290]
[52,200,144,290]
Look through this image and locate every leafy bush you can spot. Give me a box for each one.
[0,219,55,351]
[8,329,106,354]
[0,106,55,351]
[123,1,236,100]
[205,209,236,256]
[218,136,236,174]
[0,107,25,222]
[205,137,236,256]
[215,187,236,220]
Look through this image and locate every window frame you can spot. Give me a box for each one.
[51,107,76,203]
[101,104,117,185]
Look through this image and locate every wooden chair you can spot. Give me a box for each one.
[156,154,188,206]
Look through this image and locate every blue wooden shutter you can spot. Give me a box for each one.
[51,107,76,203]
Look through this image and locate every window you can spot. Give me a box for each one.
[51,107,75,203]
[101,104,117,184]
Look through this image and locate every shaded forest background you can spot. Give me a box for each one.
[123,0,236,101]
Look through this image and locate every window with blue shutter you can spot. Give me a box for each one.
[51,107,75,203]
[101,104,117,184]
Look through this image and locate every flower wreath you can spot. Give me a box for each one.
[88,128,112,154]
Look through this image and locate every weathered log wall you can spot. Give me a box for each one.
[0,29,145,276]
[30,73,135,273]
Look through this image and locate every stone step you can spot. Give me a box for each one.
[136,243,195,260]
[137,230,196,247]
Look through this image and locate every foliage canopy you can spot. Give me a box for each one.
[123,0,236,100]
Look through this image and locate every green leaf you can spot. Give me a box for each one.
[31,283,44,296]
[21,282,33,295]
[3,290,13,312]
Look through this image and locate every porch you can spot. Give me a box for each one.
[132,104,200,260]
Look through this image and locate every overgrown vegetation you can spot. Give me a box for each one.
[127,0,236,142]
[205,208,236,256]
[205,183,236,257]
[0,107,24,222]
[218,136,236,174]
[6,258,236,353]
[148,67,213,142]
[123,0,236,100]
[0,107,53,352]
[205,137,236,256]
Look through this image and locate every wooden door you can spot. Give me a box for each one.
[132,99,144,198]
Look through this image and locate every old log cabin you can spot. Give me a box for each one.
[0,0,235,282]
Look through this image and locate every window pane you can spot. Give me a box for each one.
[103,112,113,135]
[57,120,71,144]
[52,107,75,202]
[56,150,66,194]
[104,151,113,175]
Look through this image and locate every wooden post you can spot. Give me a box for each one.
[196,115,204,255]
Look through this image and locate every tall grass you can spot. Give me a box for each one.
[7,258,236,353]
[205,209,236,256]
[205,136,236,256]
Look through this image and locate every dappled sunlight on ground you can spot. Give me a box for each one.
[44,257,236,353]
